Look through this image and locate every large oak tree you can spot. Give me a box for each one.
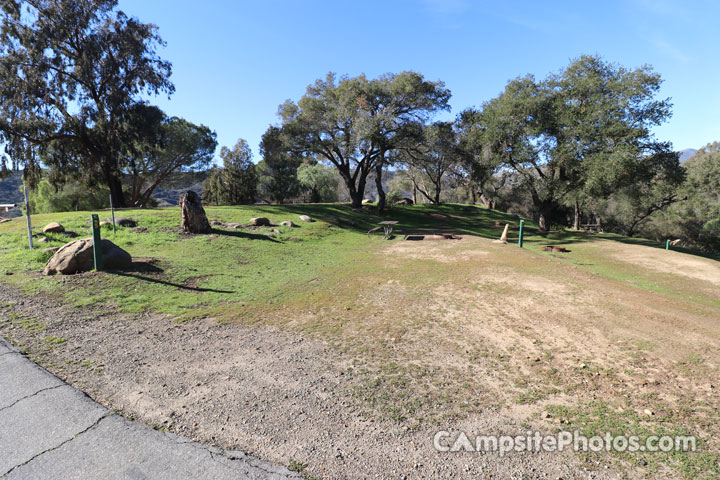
[467,55,675,232]
[0,0,173,207]
[277,71,450,209]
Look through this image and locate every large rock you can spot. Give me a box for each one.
[251,217,271,226]
[113,218,137,228]
[180,191,211,234]
[42,222,64,234]
[298,215,314,223]
[43,238,132,275]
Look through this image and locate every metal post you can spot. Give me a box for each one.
[91,214,103,271]
[518,220,524,248]
[666,239,670,251]
[109,194,116,235]
[23,185,33,250]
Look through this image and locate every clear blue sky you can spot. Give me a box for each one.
[119,0,719,163]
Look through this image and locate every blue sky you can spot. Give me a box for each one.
[119,0,720,163]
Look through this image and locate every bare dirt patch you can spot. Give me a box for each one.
[2,235,719,479]
[605,241,720,285]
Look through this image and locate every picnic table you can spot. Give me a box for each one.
[368,220,399,239]
[580,223,603,233]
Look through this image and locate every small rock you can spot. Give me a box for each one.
[643,409,654,416]
[362,199,373,205]
[298,215,314,223]
[280,221,295,228]
[210,220,224,226]
[99,221,111,228]
[250,217,271,226]
[37,237,50,243]
[42,222,64,233]
[43,247,60,254]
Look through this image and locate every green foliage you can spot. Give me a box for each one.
[465,55,674,231]
[399,121,465,205]
[125,116,217,207]
[600,151,685,237]
[278,71,450,207]
[296,163,338,202]
[0,0,174,207]
[29,178,110,214]
[672,143,720,252]
[257,126,302,204]
[202,139,257,205]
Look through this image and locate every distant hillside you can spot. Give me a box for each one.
[151,170,208,206]
[678,148,697,163]
[0,171,24,218]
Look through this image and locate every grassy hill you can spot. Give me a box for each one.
[1,203,718,478]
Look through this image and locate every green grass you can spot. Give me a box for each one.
[545,401,720,479]
[2,203,714,320]
[0,203,529,319]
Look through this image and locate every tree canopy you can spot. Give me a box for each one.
[466,55,675,231]
[125,115,217,207]
[277,71,450,209]
[0,0,174,206]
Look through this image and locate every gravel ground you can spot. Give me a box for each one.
[1,285,627,479]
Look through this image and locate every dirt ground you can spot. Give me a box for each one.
[2,236,719,479]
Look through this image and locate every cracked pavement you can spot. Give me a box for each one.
[0,338,301,479]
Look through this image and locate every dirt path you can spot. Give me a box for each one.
[1,285,618,480]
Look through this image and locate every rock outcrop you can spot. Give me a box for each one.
[180,191,211,234]
[43,238,132,275]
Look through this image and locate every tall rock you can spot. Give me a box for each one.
[180,191,211,234]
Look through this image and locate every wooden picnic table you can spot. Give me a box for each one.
[367,220,399,239]
[378,221,398,239]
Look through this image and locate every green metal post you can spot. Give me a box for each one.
[91,214,103,271]
[518,220,524,248]
[666,239,670,251]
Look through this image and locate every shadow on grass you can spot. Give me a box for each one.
[211,228,280,243]
[108,262,234,294]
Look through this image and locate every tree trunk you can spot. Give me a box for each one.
[538,201,554,233]
[573,200,581,230]
[374,162,386,214]
[180,191,211,234]
[106,174,127,208]
[412,185,417,205]
[346,174,368,209]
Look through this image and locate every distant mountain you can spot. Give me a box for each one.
[0,171,24,218]
[678,148,697,164]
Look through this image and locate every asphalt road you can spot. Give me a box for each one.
[0,338,301,480]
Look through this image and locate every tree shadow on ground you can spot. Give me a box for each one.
[211,228,280,243]
[108,261,234,294]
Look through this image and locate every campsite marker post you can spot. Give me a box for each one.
[91,214,103,271]
[666,239,670,251]
[518,220,524,248]
[23,185,33,250]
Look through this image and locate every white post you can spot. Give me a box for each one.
[110,193,116,234]
[24,185,33,250]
